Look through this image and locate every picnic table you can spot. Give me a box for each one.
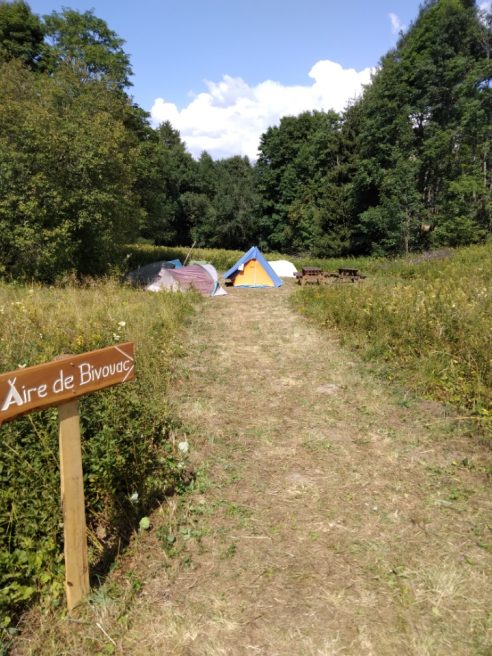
[295,266,367,285]
[337,268,367,281]
[294,267,324,285]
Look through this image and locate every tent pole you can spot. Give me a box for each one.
[184,241,196,266]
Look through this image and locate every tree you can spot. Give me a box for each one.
[349,0,492,254]
[137,122,200,245]
[256,110,343,253]
[193,156,259,250]
[0,61,140,279]
[0,0,45,69]
[43,8,132,89]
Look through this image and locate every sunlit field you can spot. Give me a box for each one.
[0,279,197,630]
[291,244,492,438]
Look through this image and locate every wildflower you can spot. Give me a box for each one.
[118,321,126,328]
[178,441,189,455]
[139,516,150,531]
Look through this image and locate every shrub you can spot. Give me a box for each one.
[0,279,197,630]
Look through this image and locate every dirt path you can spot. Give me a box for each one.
[17,282,491,655]
[108,282,489,656]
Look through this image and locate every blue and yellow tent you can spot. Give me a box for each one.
[224,246,283,288]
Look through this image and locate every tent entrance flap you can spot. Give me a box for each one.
[235,259,274,287]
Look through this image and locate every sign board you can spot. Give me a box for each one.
[0,341,135,611]
[0,342,134,424]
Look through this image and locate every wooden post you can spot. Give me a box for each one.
[0,342,135,611]
[58,400,90,611]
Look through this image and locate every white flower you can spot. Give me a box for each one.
[130,492,139,504]
[118,321,126,328]
[178,441,189,455]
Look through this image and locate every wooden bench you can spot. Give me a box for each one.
[338,267,359,277]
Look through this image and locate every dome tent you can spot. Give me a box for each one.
[127,262,226,296]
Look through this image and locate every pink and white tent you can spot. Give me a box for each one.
[145,263,227,296]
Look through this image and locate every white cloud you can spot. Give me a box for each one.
[479,1,491,10]
[150,60,373,161]
[389,12,404,35]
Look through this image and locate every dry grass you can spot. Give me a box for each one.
[11,280,492,655]
[291,243,492,434]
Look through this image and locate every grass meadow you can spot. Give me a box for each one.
[1,242,490,644]
[291,244,492,438]
[0,279,197,634]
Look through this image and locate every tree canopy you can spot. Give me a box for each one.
[43,8,132,89]
[0,0,490,281]
[0,0,44,68]
[255,0,491,256]
[0,60,140,279]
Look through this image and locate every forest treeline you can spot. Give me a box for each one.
[0,0,491,280]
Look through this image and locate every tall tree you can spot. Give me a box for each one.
[193,156,259,250]
[43,8,132,89]
[0,0,45,69]
[0,60,140,279]
[256,110,342,253]
[351,0,492,253]
[138,122,199,245]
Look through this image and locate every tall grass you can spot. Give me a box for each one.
[122,244,245,273]
[291,244,492,436]
[122,243,381,275]
[0,279,197,631]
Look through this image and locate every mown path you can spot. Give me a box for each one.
[116,282,491,656]
[18,282,492,655]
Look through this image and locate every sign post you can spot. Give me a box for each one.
[59,400,89,610]
[0,342,135,611]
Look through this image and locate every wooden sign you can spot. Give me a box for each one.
[0,342,134,424]
[0,342,135,611]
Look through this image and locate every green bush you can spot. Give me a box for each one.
[0,279,197,630]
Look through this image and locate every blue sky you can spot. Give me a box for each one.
[28,0,426,158]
